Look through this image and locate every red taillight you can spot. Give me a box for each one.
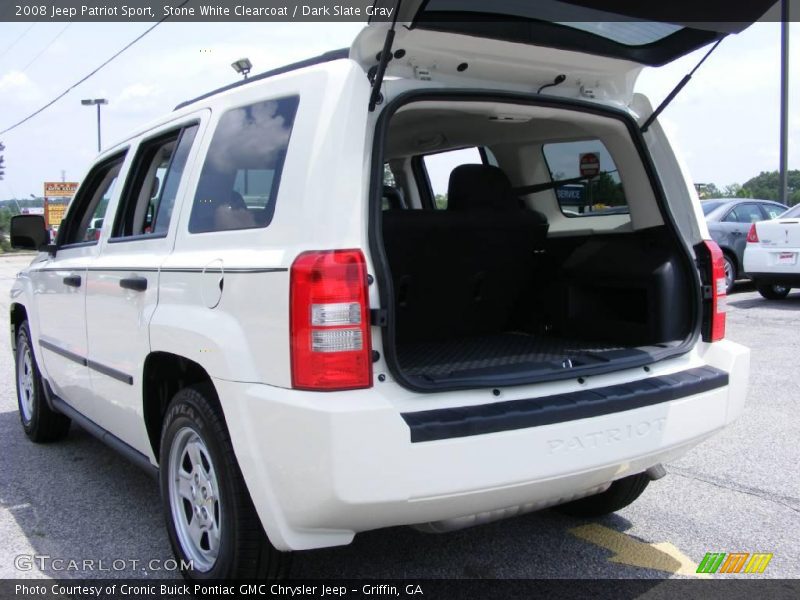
[290,249,372,390]
[703,240,726,342]
[746,223,759,243]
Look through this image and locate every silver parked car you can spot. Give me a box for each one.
[703,198,788,293]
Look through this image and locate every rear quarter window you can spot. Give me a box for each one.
[188,96,299,233]
[782,204,800,218]
[422,147,483,210]
[542,140,628,217]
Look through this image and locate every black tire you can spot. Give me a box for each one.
[553,473,650,518]
[757,283,791,300]
[159,385,290,580]
[722,254,736,295]
[15,320,71,443]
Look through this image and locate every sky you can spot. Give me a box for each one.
[0,20,797,199]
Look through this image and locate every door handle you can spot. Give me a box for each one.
[63,275,82,288]
[119,276,148,292]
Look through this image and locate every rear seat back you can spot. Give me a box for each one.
[382,164,548,343]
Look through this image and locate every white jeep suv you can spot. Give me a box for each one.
[9,3,772,580]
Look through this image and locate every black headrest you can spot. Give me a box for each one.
[447,164,520,212]
[382,185,404,210]
[229,189,246,210]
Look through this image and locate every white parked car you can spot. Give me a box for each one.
[744,203,800,299]
[9,2,773,580]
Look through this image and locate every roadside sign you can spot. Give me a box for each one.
[555,184,585,206]
[44,182,79,197]
[43,181,79,229]
[45,203,68,229]
[579,153,600,178]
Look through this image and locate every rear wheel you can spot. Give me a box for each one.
[553,473,650,518]
[757,283,791,300]
[159,385,290,580]
[15,320,70,442]
[722,255,736,294]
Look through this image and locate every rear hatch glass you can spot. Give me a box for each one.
[389,0,779,66]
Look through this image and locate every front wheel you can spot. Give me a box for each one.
[757,283,791,300]
[15,320,70,442]
[553,473,650,518]
[159,385,290,580]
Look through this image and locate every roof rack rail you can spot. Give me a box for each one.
[174,48,350,111]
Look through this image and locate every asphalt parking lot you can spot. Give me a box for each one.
[0,252,798,580]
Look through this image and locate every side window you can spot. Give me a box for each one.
[762,204,786,220]
[188,96,299,233]
[381,163,406,211]
[726,204,763,224]
[113,124,198,239]
[58,154,126,246]
[421,147,483,209]
[782,204,800,219]
[542,140,628,217]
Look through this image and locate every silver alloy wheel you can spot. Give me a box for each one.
[723,257,734,291]
[168,426,222,572]
[773,285,789,295]
[17,337,35,424]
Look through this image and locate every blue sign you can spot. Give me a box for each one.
[556,184,585,206]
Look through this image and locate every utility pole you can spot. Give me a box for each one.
[779,0,790,204]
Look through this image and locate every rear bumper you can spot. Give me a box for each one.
[215,341,749,551]
[747,272,800,287]
[403,366,727,442]
[743,244,800,283]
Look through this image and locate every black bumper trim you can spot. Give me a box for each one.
[39,338,133,385]
[39,338,87,366]
[748,273,800,286]
[401,366,728,443]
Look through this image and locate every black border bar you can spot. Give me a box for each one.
[401,366,728,442]
[39,339,134,386]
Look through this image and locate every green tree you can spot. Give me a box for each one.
[722,183,749,198]
[0,206,13,252]
[383,163,395,186]
[741,170,800,205]
[696,183,722,199]
[590,172,625,206]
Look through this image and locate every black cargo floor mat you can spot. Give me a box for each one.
[397,333,624,378]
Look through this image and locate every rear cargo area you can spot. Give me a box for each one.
[375,97,697,389]
[384,224,689,385]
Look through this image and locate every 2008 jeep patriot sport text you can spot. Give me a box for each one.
[9,0,777,580]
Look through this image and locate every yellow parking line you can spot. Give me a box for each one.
[569,523,710,578]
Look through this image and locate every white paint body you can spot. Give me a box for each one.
[743,215,800,280]
[10,28,750,552]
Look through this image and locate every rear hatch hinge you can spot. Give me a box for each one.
[368,1,402,112]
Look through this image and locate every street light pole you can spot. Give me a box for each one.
[779,0,789,205]
[81,98,108,153]
[231,58,253,80]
